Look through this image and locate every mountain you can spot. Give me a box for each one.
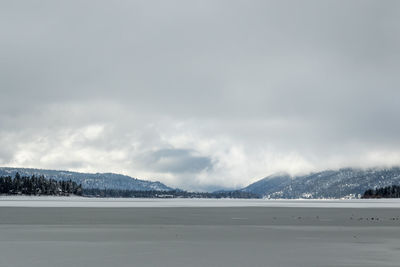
[241,173,291,196]
[242,167,400,199]
[0,167,173,191]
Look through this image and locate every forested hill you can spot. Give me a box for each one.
[242,167,400,199]
[0,167,173,191]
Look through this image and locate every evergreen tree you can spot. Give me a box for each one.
[0,174,82,196]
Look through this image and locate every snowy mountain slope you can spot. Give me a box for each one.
[0,167,173,191]
[241,173,291,196]
[242,167,400,198]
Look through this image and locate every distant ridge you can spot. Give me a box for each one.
[241,167,400,199]
[0,167,174,191]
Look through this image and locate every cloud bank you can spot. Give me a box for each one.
[1,0,400,190]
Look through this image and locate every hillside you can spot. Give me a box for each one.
[242,167,400,199]
[0,167,173,191]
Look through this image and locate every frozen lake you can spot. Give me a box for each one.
[1,198,400,266]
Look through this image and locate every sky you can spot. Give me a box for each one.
[1,0,400,191]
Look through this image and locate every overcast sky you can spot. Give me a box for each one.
[1,0,400,191]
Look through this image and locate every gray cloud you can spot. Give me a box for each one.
[1,0,400,190]
[138,148,213,174]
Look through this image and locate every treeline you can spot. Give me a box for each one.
[1,173,259,199]
[0,173,82,196]
[362,185,400,199]
[83,188,260,199]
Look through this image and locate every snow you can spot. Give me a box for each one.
[1,196,400,208]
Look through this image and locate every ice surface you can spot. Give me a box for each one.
[1,206,400,267]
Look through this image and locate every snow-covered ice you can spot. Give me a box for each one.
[1,196,400,208]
